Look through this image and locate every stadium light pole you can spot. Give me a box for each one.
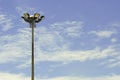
[21,13,44,80]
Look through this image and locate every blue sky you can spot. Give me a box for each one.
[0,0,120,80]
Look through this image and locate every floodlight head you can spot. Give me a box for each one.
[22,13,44,24]
[34,13,40,19]
[35,16,45,23]
[23,13,30,19]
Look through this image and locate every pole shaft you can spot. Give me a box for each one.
[32,23,34,80]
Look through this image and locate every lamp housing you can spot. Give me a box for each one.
[23,13,30,19]
[34,13,40,19]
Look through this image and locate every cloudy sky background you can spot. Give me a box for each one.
[0,0,120,80]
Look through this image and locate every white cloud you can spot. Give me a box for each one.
[100,52,120,68]
[36,46,115,62]
[0,21,119,68]
[0,28,31,63]
[0,14,14,31]
[0,72,30,80]
[0,72,120,80]
[111,38,117,43]
[51,21,84,38]
[0,26,67,64]
[110,22,120,28]
[42,75,120,80]
[16,6,44,16]
[89,30,116,38]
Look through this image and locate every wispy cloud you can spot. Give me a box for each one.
[0,13,14,31]
[89,30,116,38]
[36,46,115,62]
[0,72,120,80]
[16,6,44,16]
[0,72,29,80]
[43,75,120,80]
[50,21,84,38]
[0,28,31,63]
[110,22,120,28]
[0,21,119,68]
[111,38,117,43]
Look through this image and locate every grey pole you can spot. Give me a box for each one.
[31,22,34,80]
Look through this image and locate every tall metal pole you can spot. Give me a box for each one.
[21,13,44,80]
[31,22,34,80]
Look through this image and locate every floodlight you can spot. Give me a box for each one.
[23,13,30,19]
[22,13,44,24]
[34,13,40,19]
[35,16,45,23]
